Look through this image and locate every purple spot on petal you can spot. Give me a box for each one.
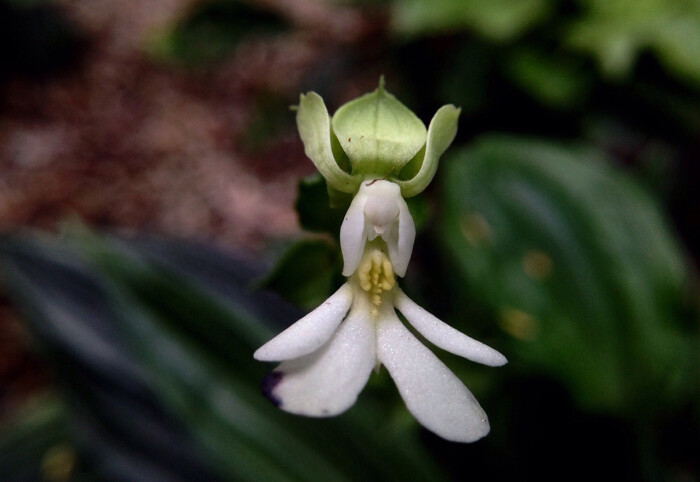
[261,371,284,407]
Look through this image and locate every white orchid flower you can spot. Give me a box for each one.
[254,82,507,443]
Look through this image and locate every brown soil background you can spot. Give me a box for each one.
[0,0,384,419]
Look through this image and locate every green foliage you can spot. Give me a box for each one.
[0,234,446,481]
[392,0,700,90]
[566,0,700,85]
[392,0,552,41]
[504,48,592,108]
[295,174,349,233]
[438,136,697,414]
[257,239,342,310]
[148,0,287,65]
[0,396,85,482]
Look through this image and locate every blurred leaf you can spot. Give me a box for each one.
[504,49,592,108]
[566,0,700,86]
[405,194,429,232]
[94,238,445,481]
[257,239,341,309]
[437,41,495,115]
[0,236,224,482]
[0,234,447,481]
[391,0,552,41]
[148,0,288,65]
[296,174,349,234]
[438,136,697,414]
[0,395,89,482]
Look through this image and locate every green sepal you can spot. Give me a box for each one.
[396,104,460,197]
[331,81,427,177]
[296,92,361,193]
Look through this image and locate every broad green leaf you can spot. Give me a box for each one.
[0,236,226,481]
[438,136,696,414]
[0,233,446,481]
[92,238,448,481]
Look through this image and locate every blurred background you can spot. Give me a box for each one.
[0,0,699,480]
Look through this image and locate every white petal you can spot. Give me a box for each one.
[340,190,368,276]
[254,284,353,361]
[263,303,375,416]
[376,312,490,443]
[394,289,507,367]
[384,195,415,277]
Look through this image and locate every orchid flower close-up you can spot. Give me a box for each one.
[255,82,506,443]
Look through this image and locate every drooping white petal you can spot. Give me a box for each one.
[394,289,507,367]
[254,284,353,362]
[383,194,415,277]
[340,189,369,276]
[376,312,490,443]
[264,302,376,416]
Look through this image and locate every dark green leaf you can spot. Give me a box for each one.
[0,234,447,481]
[295,174,349,234]
[503,49,592,108]
[92,238,446,481]
[0,395,80,482]
[0,236,223,482]
[257,239,341,309]
[438,136,697,414]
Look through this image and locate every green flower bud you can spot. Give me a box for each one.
[296,79,460,198]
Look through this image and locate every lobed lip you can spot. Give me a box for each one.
[255,279,506,443]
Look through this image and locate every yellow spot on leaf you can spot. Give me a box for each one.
[460,212,492,246]
[41,444,76,482]
[499,308,537,340]
[523,250,554,280]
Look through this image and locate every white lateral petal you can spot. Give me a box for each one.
[394,289,507,367]
[263,303,375,416]
[385,196,415,277]
[377,313,490,443]
[340,190,369,276]
[254,284,353,361]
